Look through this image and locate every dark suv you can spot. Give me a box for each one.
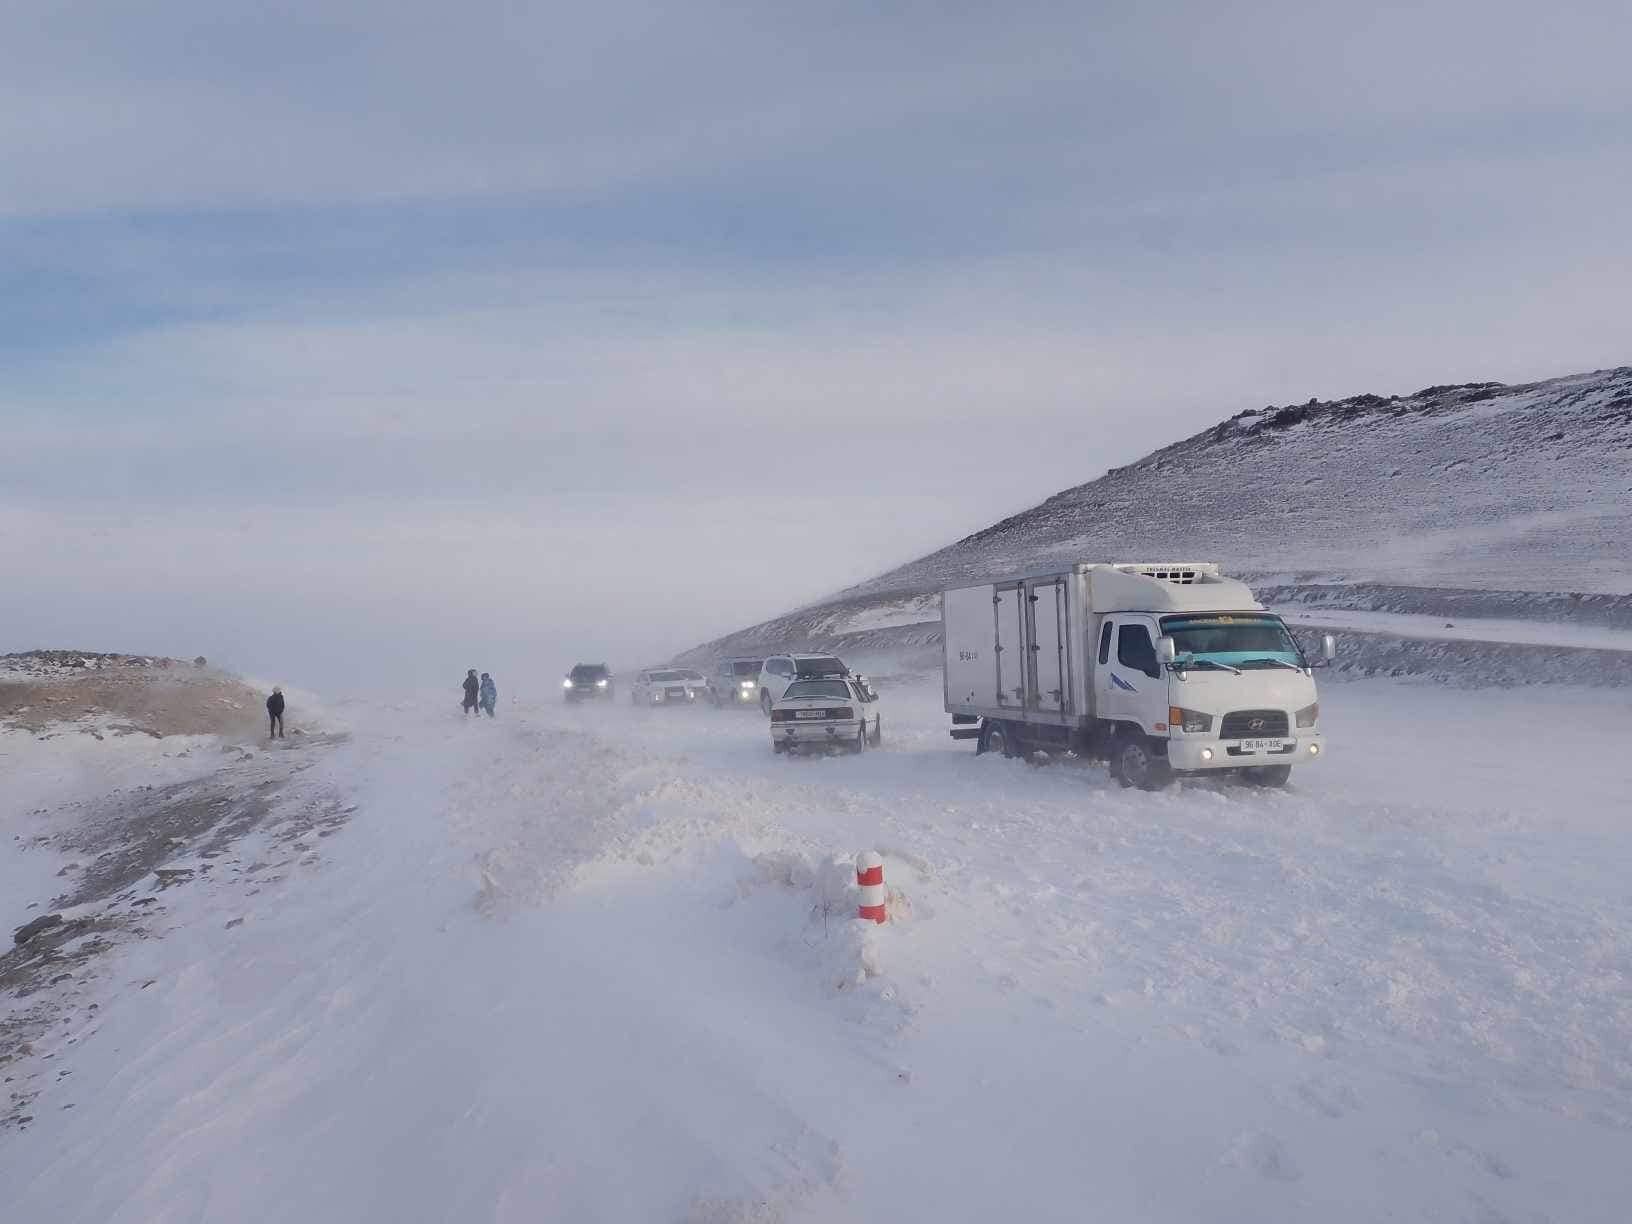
[563,663,614,702]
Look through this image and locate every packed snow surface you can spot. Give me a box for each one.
[4,679,1631,1221]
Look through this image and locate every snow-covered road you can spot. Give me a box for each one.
[6,678,1631,1222]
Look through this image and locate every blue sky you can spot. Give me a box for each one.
[3,1,1629,688]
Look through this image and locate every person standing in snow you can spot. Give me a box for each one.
[266,686,285,739]
[462,669,480,715]
[479,672,497,717]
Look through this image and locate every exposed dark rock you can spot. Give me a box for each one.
[12,915,63,947]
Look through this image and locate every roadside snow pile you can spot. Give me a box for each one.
[741,850,897,995]
[1,719,230,916]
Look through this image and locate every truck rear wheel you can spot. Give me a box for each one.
[1113,732,1173,791]
[1242,764,1293,788]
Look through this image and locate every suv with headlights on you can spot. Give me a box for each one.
[562,662,614,702]
[709,657,764,707]
[630,667,706,707]
[755,653,850,715]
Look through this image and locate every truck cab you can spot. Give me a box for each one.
[1094,609,1327,787]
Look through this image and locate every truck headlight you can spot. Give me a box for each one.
[740,680,754,689]
[596,679,608,688]
[562,679,573,689]
[1295,702,1318,728]
[1168,706,1212,733]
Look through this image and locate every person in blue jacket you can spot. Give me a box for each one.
[479,672,497,718]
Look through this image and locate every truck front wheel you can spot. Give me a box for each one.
[1113,732,1173,791]
[978,719,1015,758]
[1241,764,1293,788]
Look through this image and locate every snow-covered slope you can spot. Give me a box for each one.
[688,365,1632,664]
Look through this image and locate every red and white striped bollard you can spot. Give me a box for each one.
[856,851,886,924]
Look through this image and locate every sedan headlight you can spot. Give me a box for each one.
[1295,702,1318,728]
[1168,706,1213,733]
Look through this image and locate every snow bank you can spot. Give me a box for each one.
[1,719,230,919]
[6,676,1631,1221]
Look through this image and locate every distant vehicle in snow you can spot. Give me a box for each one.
[563,663,615,702]
[630,668,707,707]
[755,653,851,716]
[942,562,1335,789]
[707,657,764,707]
[769,673,882,754]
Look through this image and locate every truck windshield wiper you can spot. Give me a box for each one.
[1179,658,1242,675]
[1240,657,1303,671]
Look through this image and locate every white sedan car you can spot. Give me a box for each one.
[630,668,708,707]
[769,676,883,754]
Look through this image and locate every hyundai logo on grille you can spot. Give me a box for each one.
[1248,718,1265,731]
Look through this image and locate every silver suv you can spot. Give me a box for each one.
[709,657,764,707]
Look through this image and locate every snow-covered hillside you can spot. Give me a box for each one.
[5,682,1631,1221]
[688,365,1632,666]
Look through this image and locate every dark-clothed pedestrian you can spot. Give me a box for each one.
[463,669,480,715]
[479,673,497,717]
[267,686,285,738]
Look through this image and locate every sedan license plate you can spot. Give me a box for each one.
[795,710,825,720]
[1239,737,1289,753]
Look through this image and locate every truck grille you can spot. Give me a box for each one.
[1219,709,1289,740]
[664,687,688,698]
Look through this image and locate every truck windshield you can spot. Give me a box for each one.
[1159,615,1303,668]
[783,680,851,701]
[731,660,763,676]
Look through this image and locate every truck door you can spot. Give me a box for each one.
[1027,579,1068,714]
[1098,617,1162,730]
[994,585,1026,707]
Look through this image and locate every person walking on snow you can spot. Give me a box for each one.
[266,686,285,739]
[479,672,497,718]
[462,669,480,715]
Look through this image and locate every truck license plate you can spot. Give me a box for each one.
[1239,737,1288,753]
[796,710,824,720]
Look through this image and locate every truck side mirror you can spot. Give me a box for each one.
[1321,633,1337,663]
[1156,636,1177,665]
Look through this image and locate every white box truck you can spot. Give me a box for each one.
[943,562,1334,788]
